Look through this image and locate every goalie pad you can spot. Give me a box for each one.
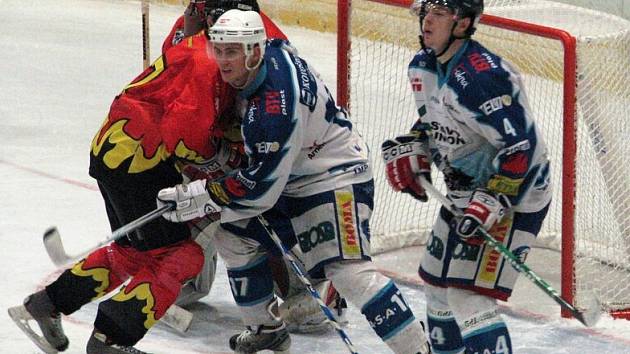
[278,279,347,333]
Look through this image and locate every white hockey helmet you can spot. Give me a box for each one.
[208,9,267,57]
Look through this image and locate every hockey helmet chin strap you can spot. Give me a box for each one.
[230,43,263,90]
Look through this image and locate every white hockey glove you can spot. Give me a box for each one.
[157,179,222,223]
[381,133,431,202]
[456,188,512,245]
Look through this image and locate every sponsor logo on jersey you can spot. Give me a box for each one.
[335,190,361,258]
[468,52,496,73]
[353,163,369,175]
[479,95,512,115]
[453,65,470,88]
[255,141,280,154]
[235,172,256,189]
[294,56,311,89]
[301,88,317,110]
[481,52,499,69]
[246,100,258,124]
[296,221,336,253]
[411,77,423,92]
[430,122,466,146]
[476,218,512,288]
[442,96,460,114]
[307,141,326,159]
[270,56,279,70]
[265,90,287,115]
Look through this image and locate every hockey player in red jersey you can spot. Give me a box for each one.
[8,2,267,354]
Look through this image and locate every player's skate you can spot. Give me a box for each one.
[8,289,69,354]
[86,329,150,354]
[228,322,291,354]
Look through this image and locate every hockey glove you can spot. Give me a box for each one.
[381,134,431,202]
[157,179,222,223]
[456,188,511,245]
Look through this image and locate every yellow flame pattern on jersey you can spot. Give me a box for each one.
[70,260,111,300]
[111,283,157,329]
[90,119,167,173]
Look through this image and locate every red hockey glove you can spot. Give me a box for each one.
[456,189,511,245]
[381,134,431,202]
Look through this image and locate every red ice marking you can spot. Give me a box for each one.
[0,159,98,191]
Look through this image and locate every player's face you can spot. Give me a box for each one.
[421,4,457,52]
[212,43,250,87]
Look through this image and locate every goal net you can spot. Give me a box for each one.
[259,0,630,319]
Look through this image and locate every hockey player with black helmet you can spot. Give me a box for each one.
[381,0,552,353]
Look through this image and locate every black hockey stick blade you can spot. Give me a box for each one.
[43,227,80,267]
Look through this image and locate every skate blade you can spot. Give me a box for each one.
[8,305,59,354]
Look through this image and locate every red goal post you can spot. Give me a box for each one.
[334,0,630,320]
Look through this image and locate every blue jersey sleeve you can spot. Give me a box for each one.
[212,43,305,222]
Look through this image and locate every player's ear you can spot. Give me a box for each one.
[248,44,263,67]
[455,17,472,37]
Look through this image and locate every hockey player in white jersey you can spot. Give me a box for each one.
[157,9,432,354]
[381,1,552,353]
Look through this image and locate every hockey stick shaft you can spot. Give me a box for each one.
[418,177,600,327]
[141,0,150,69]
[44,204,172,267]
[257,215,359,354]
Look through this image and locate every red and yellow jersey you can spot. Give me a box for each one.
[90,32,234,180]
[90,12,288,181]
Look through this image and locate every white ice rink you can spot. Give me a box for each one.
[1,1,630,353]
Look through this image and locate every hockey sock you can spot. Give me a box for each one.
[449,288,513,354]
[327,261,427,354]
[425,284,465,354]
[227,255,278,326]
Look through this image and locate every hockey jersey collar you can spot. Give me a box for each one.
[437,39,470,88]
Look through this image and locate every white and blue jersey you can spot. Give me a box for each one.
[214,40,372,224]
[409,40,551,212]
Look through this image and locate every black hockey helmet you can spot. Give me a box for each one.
[205,0,261,23]
[413,0,484,37]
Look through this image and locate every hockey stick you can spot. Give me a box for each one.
[257,215,359,354]
[43,204,172,267]
[417,177,601,327]
[141,0,150,69]
[42,204,193,333]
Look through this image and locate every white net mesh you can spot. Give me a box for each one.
[259,0,630,315]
